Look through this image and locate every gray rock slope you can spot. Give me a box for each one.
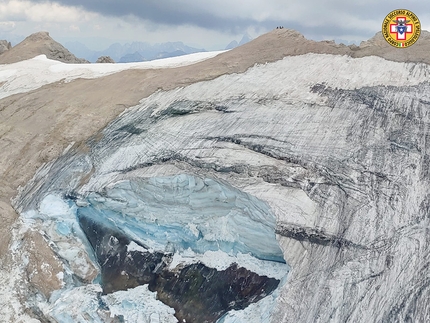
[13,52,430,322]
[0,40,11,54]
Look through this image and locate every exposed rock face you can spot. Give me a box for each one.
[0,31,89,64]
[96,55,115,63]
[3,29,430,322]
[0,40,11,55]
[22,231,63,299]
[78,214,279,323]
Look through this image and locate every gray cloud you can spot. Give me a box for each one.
[31,0,258,33]
[28,0,430,41]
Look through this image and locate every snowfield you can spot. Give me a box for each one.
[0,50,225,100]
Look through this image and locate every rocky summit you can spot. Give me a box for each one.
[1,29,430,322]
[96,55,115,63]
[0,31,88,64]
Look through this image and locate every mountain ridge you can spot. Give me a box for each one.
[0,31,88,64]
[3,28,430,65]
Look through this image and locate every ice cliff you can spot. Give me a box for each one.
[10,51,430,322]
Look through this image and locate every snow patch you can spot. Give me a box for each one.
[169,249,288,280]
[103,285,177,323]
[39,194,75,219]
[127,241,147,253]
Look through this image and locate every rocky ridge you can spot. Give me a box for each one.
[0,31,89,64]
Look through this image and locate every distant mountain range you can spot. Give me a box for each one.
[65,33,253,63]
[0,32,253,64]
[65,41,206,63]
[225,33,253,50]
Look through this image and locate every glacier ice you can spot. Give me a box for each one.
[77,175,285,262]
[45,284,178,323]
[18,174,288,322]
[103,285,177,323]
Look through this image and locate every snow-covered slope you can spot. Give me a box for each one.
[7,50,430,322]
[0,50,225,100]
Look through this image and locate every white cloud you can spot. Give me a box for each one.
[0,21,16,31]
[69,24,80,32]
[0,0,95,23]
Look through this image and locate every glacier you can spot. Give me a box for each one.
[7,50,430,322]
[19,174,288,322]
[77,175,284,262]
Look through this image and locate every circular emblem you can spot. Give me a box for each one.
[382,9,420,48]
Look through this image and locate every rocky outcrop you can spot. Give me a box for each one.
[0,40,11,55]
[0,31,89,64]
[96,55,115,63]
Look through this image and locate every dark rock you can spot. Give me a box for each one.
[78,211,280,323]
[96,56,115,63]
[152,263,279,323]
[77,212,167,293]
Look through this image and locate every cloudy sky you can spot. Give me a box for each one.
[1,0,430,50]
